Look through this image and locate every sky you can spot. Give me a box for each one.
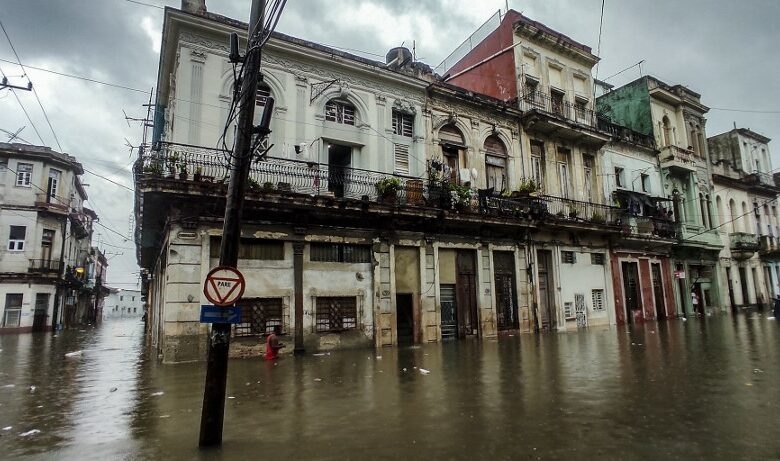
[1,0,779,289]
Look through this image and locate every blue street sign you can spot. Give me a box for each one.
[200,305,242,324]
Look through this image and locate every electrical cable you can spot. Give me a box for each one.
[0,65,46,145]
[0,19,63,151]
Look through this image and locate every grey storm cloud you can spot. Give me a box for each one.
[1,0,780,287]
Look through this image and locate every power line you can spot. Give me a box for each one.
[83,167,134,192]
[0,65,45,145]
[0,57,149,94]
[123,0,165,9]
[709,107,780,115]
[0,20,63,151]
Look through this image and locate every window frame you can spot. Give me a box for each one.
[325,99,356,125]
[310,243,371,263]
[15,163,32,187]
[391,110,413,137]
[561,251,576,264]
[3,294,23,327]
[591,253,605,265]
[591,289,605,311]
[8,225,26,251]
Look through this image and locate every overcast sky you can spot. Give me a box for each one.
[2,0,779,288]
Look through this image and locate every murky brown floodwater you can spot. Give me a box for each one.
[1,315,779,460]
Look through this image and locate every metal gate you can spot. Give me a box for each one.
[440,284,457,340]
[575,293,587,328]
[494,252,518,330]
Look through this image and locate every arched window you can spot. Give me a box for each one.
[662,116,672,147]
[716,195,724,228]
[741,201,749,233]
[439,124,465,183]
[706,195,713,228]
[484,135,507,192]
[699,193,708,228]
[325,99,356,125]
[729,199,738,233]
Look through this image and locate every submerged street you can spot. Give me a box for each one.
[0,316,778,460]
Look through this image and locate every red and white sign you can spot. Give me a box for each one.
[203,266,246,307]
[674,270,686,279]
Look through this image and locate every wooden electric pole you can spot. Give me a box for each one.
[199,0,268,447]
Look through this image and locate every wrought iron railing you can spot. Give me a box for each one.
[660,145,697,165]
[616,214,677,239]
[520,90,596,127]
[139,142,626,228]
[745,171,776,187]
[28,259,62,274]
[596,118,656,149]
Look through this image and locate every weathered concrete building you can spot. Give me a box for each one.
[597,76,723,315]
[708,128,780,310]
[0,143,107,333]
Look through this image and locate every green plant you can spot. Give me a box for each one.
[263,181,274,190]
[516,178,538,194]
[448,182,474,204]
[568,206,579,218]
[248,178,261,190]
[375,177,402,196]
[144,162,163,175]
[590,212,606,224]
[194,166,202,175]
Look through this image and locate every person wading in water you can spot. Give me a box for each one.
[264,325,285,361]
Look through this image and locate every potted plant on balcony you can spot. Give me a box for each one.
[263,181,275,191]
[568,206,579,219]
[167,153,179,179]
[375,176,402,204]
[144,162,163,176]
[449,182,474,211]
[193,166,202,182]
[514,178,538,196]
[178,162,188,180]
[590,212,606,224]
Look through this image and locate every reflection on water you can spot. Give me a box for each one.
[1,315,779,460]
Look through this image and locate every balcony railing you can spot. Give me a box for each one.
[729,232,760,251]
[28,259,63,274]
[616,214,677,239]
[745,171,776,188]
[596,118,656,149]
[34,193,69,214]
[759,235,780,255]
[138,142,626,229]
[520,90,595,127]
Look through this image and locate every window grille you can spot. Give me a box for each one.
[315,296,357,332]
[394,143,410,175]
[210,237,284,260]
[561,251,576,264]
[310,243,371,263]
[325,100,356,125]
[563,301,575,319]
[592,289,605,311]
[392,110,413,137]
[235,298,284,337]
[591,253,605,265]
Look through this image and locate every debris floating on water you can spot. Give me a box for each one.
[150,391,164,397]
[419,368,431,375]
[64,351,83,358]
[314,378,322,382]
[2,426,12,431]
[20,429,40,437]
[109,387,118,392]
[227,396,236,399]
[29,385,36,393]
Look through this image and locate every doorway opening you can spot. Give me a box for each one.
[327,144,351,198]
[396,294,414,346]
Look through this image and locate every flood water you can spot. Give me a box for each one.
[1,315,779,460]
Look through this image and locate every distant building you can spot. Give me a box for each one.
[0,143,108,333]
[104,288,143,318]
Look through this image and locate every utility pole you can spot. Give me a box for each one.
[199,0,268,448]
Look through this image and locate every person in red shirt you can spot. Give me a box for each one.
[264,325,285,361]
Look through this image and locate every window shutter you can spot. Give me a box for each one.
[394,143,410,175]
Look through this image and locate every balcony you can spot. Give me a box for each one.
[730,232,760,260]
[759,235,780,257]
[744,171,780,193]
[136,143,623,238]
[616,215,677,240]
[519,91,608,145]
[28,259,63,275]
[596,118,656,149]
[659,145,699,173]
[34,193,69,215]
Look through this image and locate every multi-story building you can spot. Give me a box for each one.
[597,76,723,316]
[708,128,780,310]
[104,288,144,319]
[0,143,107,333]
